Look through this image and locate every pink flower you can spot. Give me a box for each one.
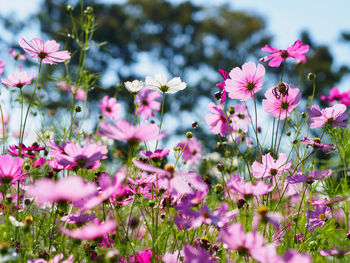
[272,250,312,263]
[321,87,350,105]
[9,143,44,158]
[216,69,229,103]
[252,153,291,179]
[9,49,26,61]
[225,62,265,101]
[300,137,336,153]
[19,37,70,64]
[320,248,350,257]
[0,60,4,75]
[133,159,208,195]
[28,254,74,263]
[99,96,122,119]
[0,154,24,185]
[306,205,332,233]
[77,168,125,212]
[61,213,96,225]
[308,103,348,128]
[60,219,116,240]
[99,120,164,144]
[26,176,97,204]
[1,71,35,88]
[74,87,86,100]
[220,223,266,260]
[260,40,309,67]
[231,103,251,132]
[183,245,216,263]
[263,83,301,119]
[139,149,170,160]
[177,137,202,168]
[54,142,107,170]
[286,169,332,184]
[205,102,230,137]
[136,88,161,120]
[228,174,272,198]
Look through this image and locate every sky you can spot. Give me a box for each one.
[1,0,350,147]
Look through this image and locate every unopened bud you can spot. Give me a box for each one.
[185,132,193,139]
[307,73,316,81]
[228,106,235,115]
[301,112,306,118]
[74,106,81,112]
[214,91,222,100]
[192,121,198,129]
[216,163,224,172]
[66,5,74,12]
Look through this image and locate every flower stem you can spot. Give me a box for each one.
[155,93,165,150]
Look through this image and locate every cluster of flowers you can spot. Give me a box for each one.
[0,32,349,263]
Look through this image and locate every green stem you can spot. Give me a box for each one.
[155,93,165,150]
[0,104,6,153]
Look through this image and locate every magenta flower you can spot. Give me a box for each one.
[9,49,26,61]
[271,250,312,263]
[136,88,161,120]
[26,176,97,204]
[54,142,107,170]
[1,71,35,88]
[228,174,272,198]
[260,40,309,67]
[321,87,350,106]
[61,213,96,225]
[216,69,229,103]
[99,96,122,120]
[308,103,348,128]
[9,143,45,158]
[225,62,265,101]
[262,83,301,119]
[252,153,291,179]
[205,102,230,137]
[0,60,4,75]
[0,154,24,185]
[139,148,170,160]
[177,137,202,168]
[99,120,164,144]
[300,137,336,153]
[286,169,332,184]
[60,219,116,240]
[19,37,70,64]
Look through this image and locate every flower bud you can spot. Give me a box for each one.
[286,131,291,136]
[66,5,74,12]
[74,105,82,112]
[301,112,306,118]
[228,106,235,115]
[307,73,316,81]
[192,121,198,129]
[214,91,222,100]
[84,6,93,14]
[216,163,224,172]
[214,183,224,193]
[185,132,193,139]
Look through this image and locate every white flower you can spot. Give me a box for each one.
[124,80,144,94]
[9,216,24,227]
[145,73,186,94]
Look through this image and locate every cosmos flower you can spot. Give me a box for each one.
[225,62,265,101]
[0,154,24,185]
[145,73,186,94]
[183,245,216,263]
[99,96,122,120]
[286,169,332,184]
[320,248,350,257]
[308,103,348,129]
[54,142,107,170]
[252,153,291,179]
[305,205,332,233]
[205,102,230,137]
[9,49,26,61]
[9,143,45,159]
[124,79,144,94]
[216,69,229,103]
[99,120,164,144]
[0,60,5,75]
[60,219,116,240]
[260,40,309,67]
[28,254,74,263]
[262,83,301,120]
[139,148,170,160]
[19,37,70,64]
[26,176,97,204]
[177,137,202,168]
[321,87,350,106]
[300,137,336,153]
[1,71,35,88]
[228,174,272,198]
[136,88,161,120]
